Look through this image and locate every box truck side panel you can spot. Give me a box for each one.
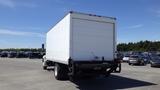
[46,14,70,64]
[72,18,115,61]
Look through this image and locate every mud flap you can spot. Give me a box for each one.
[106,61,121,74]
[113,63,121,73]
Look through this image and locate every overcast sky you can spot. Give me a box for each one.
[0,0,160,48]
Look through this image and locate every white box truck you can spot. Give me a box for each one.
[42,11,121,80]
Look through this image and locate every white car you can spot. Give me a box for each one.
[123,55,130,62]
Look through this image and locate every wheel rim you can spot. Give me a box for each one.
[54,65,58,77]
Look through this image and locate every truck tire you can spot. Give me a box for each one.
[43,66,47,70]
[54,63,68,80]
[42,61,48,70]
[105,72,111,77]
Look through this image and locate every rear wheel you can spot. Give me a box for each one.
[43,66,47,70]
[54,63,68,80]
[105,72,111,77]
[128,63,131,65]
[141,61,145,65]
[142,63,145,66]
[42,61,47,70]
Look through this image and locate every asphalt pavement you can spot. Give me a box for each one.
[0,58,160,90]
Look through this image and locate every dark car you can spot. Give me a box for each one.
[150,56,160,67]
[16,52,27,58]
[29,52,43,59]
[8,52,17,58]
[0,52,8,57]
[141,55,151,64]
[128,55,145,65]
[24,51,32,58]
[116,52,124,61]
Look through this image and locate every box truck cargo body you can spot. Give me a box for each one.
[43,11,121,80]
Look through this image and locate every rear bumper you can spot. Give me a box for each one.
[74,61,115,69]
[151,63,160,67]
[129,60,144,65]
[70,60,121,75]
[129,60,138,64]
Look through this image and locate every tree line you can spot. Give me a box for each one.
[117,40,160,52]
[1,41,160,52]
[0,48,45,52]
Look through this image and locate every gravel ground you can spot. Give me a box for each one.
[0,58,159,90]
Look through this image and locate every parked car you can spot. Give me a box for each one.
[141,54,151,64]
[150,55,160,67]
[8,51,17,58]
[29,52,43,59]
[0,51,8,57]
[16,52,27,58]
[24,51,32,58]
[128,55,145,65]
[122,55,130,62]
[116,52,124,60]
